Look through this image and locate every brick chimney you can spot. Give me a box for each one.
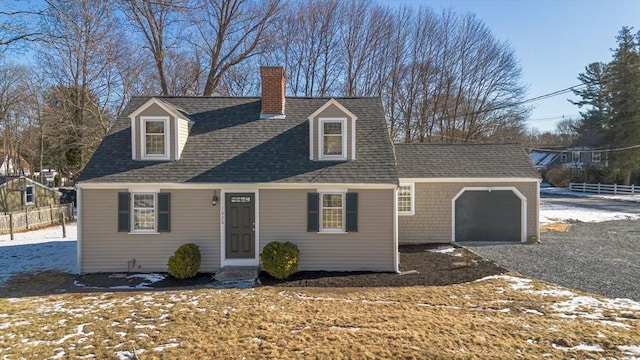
[260,66,286,119]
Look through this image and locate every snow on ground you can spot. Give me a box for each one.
[540,202,640,224]
[541,186,640,203]
[0,224,77,286]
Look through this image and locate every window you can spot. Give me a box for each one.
[319,118,346,160]
[560,153,567,162]
[118,192,170,233]
[142,117,168,159]
[307,192,357,232]
[398,183,414,215]
[133,193,156,231]
[24,185,35,205]
[321,193,344,231]
[572,151,580,162]
[592,151,601,162]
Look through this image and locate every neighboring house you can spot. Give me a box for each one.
[0,176,61,213]
[76,66,540,275]
[529,148,608,175]
[396,144,540,244]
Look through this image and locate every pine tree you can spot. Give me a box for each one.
[608,27,640,184]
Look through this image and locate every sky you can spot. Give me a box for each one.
[390,0,640,132]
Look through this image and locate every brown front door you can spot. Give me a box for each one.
[225,193,255,258]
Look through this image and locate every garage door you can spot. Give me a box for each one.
[454,190,521,242]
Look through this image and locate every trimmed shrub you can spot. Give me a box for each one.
[260,241,299,279]
[546,166,571,187]
[167,243,201,279]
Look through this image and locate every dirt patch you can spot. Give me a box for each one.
[1,245,505,297]
[540,223,572,233]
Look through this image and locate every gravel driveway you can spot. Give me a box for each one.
[468,220,640,301]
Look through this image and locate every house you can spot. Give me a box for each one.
[529,147,607,180]
[76,66,539,275]
[395,144,540,243]
[0,176,61,213]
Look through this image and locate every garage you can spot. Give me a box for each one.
[453,188,524,242]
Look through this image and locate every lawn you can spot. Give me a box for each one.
[1,274,638,359]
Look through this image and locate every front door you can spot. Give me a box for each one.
[225,193,255,258]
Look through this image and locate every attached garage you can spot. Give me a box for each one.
[453,188,525,242]
[394,144,540,245]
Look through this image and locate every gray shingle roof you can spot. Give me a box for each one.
[394,143,540,179]
[78,97,398,184]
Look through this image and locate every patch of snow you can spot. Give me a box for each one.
[153,343,179,352]
[0,224,78,285]
[526,289,575,297]
[618,345,640,356]
[598,320,631,329]
[50,350,66,359]
[523,309,544,316]
[115,350,145,360]
[540,203,640,224]
[126,273,165,283]
[475,275,533,291]
[291,326,310,334]
[552,343,604,352]
[526,339,537,345]
[427,247,456,254]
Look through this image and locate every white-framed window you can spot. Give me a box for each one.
[132,193,156,232]
[24,185,35,205]
[560,153,567,162]
[398,183,414,215]
[318,118,347,160]
[572,151,580,162]
[320,192,345,232]
[592,151,601,162]
[141,117,169,159]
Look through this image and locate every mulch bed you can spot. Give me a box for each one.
[260,244,506,287]
[1,244,506,297]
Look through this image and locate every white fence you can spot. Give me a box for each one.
[0,203,74,234]
[569,182,639,195]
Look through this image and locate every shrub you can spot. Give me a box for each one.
[546,166,571,187]
[260,241,299,279]
[167,243,201,279]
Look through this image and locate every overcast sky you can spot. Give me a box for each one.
[387,0,640,132]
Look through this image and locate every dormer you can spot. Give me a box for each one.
[128,98,190,161]
[308,98,358,161]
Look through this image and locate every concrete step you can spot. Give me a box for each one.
[214,266,259,282]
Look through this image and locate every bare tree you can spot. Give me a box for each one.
[119,0,188,95]
[0,1,48,51]
[39,0,121,174]
[190,0,280,96]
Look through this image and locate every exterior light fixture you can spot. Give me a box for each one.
[212,190,219,206]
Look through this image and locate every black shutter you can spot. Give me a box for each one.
[118,192,130,232]
[307,192,319,232]
[346,192,358,232]
[158,193,170,232]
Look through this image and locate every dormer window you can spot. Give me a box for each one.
[319,118,347,160]
[141,116,169,160]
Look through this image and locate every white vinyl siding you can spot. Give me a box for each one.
[80,189,220,273]
[259,188,395,271]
